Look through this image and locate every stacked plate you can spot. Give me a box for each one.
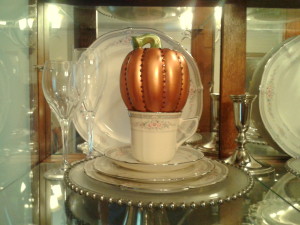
[83,146,228,193]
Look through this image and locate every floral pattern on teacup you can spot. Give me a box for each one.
[132,119,177,130]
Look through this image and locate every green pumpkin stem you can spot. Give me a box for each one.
[132,34,162,49]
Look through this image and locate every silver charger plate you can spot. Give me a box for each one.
[92,156,214,183]
[285,158,300,177]
[104,145,204,172]
[65,159,253,208]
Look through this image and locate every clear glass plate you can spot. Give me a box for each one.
[249,199,300,225]
[104,145,204,172]
[73,27,203,154]
[92,156,214,183]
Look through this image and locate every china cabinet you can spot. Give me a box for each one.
[1,0,300,224]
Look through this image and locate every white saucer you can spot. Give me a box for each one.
[104,145,204,172]
[93,156,214,183]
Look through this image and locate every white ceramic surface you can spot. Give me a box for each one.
[129,111,180,163]
[73,28,203,154]
[129,111,198,163]
[84,159,228,193]
[93,156,214,183]
[259,36,300,158]
[104,145,204,172]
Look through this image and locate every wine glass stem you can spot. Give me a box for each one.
[60,119,71,170]
[86,111,95,158]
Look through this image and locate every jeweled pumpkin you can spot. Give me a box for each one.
[120,34,190,112]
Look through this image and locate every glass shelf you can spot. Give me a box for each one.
[0,157,299,225]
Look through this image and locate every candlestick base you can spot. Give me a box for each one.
[224,150,274,175]
[200,132,218,152]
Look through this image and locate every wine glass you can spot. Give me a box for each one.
[42,60,84,180]
[74,48,107,158]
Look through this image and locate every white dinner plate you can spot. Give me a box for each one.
[84,159,228,193]
[248,36,297,152]
[259,36,300,158]
[104,145,204,172]
[93,156,214,183]
[73,27,203,154]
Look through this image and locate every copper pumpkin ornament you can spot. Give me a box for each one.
[120,34,190,112]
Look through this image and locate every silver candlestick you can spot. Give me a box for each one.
[225,94,274,175]
[201,93,219,152]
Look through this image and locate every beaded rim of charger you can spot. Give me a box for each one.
[64,159,254,209]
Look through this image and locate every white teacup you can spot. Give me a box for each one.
[128,111,198,164]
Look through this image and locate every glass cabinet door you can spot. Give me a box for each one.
[1,1,300,224]
[0,0,39,224]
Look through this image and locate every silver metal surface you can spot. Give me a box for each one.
[64,159,253,209]
[201,93,219,152]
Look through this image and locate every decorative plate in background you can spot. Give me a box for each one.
[248,36,297,154]
[259,36,300,158]
[73,28,203,154]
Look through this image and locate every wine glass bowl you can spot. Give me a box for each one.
[42,60,84,180]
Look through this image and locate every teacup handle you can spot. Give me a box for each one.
[176,117,199,148]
